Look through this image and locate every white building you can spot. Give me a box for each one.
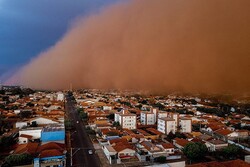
[157,117,176,135]
[115,111,136,130]
[179,118,192,133]
[157,112,168,120]
[140,111,155,125]
[15,121,28,129]
[19,127,43,140]
[169,112,179,128]
[57,92,65,101]
[103,106,112,111]
[28,116,59,125]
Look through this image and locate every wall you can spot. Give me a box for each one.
[41,130,65,142]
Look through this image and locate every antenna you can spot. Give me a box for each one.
[70,83,73,91]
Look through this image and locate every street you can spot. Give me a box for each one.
[65,94,100,167]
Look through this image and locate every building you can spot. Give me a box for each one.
[179,118,192,133]
[169,112,179,128]
[41,124,65,144]
[141,111,155,125]
[34,142,66,167]
[19,127,43,140]
[157,117,176,135]
[205,139,228,151]
[115,110,137,129]
[57,92,65,101]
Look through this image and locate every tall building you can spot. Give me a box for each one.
[179,118,192,133]
[140,111,155,125]
[115,110,136,130]
[157,117,176,134]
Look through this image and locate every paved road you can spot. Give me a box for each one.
[66,94,100,167]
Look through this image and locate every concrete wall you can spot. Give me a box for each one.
[41,130,65,142]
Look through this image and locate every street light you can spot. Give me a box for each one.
[70,148,80,166]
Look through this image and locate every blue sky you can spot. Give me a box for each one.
[0,0,120,81]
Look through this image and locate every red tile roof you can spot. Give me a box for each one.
[37,142,65,152]
[215,129,232,136]
[19,134,33,139]
[174,138,191,147]
[39,149,63,158]
[161,143,174,149]
[14,143,39,155]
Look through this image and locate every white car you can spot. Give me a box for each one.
[76,121,79,124]
[88,150,93,155]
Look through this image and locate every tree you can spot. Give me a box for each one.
[107,113,114,120]
[154,156,166,163]
[0,136,16,148]
[30,121,38,127]
[106,131,119,136]
[5,153,33,166]
[112,121,120,127]
[80,112,88,120]
[166,131,175,142]
[64,119,73,130]
[183,142,208,161]
[19,110,32,118]
[222,144,242,159]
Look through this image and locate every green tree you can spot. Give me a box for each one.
[106,131,119,136]
[64,119,73,130]
[107,113,114,120]
[5,153,33,166]
[112,121,120,127]
[183,142,208,161]
[19,110,32,118]
[166,131,175,141]
[222,144,241,159]
[154,156,166,163]
[80,112,88,120]
[0,136,16,148]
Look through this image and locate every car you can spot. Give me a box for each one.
[88,150,93,155]
[76,121,79,124]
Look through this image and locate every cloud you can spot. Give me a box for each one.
[10,0,250,94]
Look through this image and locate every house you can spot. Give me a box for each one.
[173,138,191,150]
[157,117,176,135]
[140,111,155,125]
[15,121,28,129]
[205,139,228,151]
[18,134,33,144]
[28,116,60,126]
[41,124,65,144]
[14,142,39,156]
[214,129,233,141]
[103,145,118,164]
[19,127,43,140]
[103,140,136,164]
[34,142,66,167]
[160,143,175,155]
[113,143,137,164]
[179,118,192,133]
[114,110,137,130]
[139,141,167,160]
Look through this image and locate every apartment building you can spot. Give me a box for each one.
[179,118,192,133]
[157,117,176,134]
[115,110,137,129]
[140,111,155,125]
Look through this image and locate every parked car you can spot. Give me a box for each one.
[88,150,93,155]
